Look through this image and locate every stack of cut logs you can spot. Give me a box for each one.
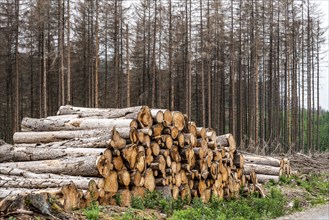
[0,105,289,211]
[243,153,291,184]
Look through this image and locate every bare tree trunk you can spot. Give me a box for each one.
[95,0,99,107]
[126,23,131,107]
[14,0,20,134]
[66,0,71,105]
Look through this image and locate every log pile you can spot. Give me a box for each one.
[242,153,291,184]
[0,105,289,213]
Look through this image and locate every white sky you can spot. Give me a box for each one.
[318,0,329,110]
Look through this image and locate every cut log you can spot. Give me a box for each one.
[150,109,164,123]
[151,143,160,156]
[122,144,138,169]
[1,156,101,177]
[118,169,130,187]
[171,111,185,131]
[21,117,133,132]
[196,127,207,140]
[152,123,164,137]
[117,189,132,207]
[216,134,236,152]
[206,128,217,141]
[131,171,144,187]
[0,144,105,162]
[256,174,280,183]
[61,182,82,211]
[0,174,100,190]
[0,188,61,200]
[0,167,101,183]
[13,130,113,144]
[110,127,126,149]
[244,164,282,176]
[243,154,281,167]
[131,186,145,198]
[57,105,149,120]
[85,180,99,206]
[233,153,244,168]
[104,171,118,195]
[144,168,155,192]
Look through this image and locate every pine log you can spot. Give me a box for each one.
[152,123,164,137]
[256,174,280,183]
[206,128,217,142]
[21,117,133,132]
[188,122,198,138]
[1,156,100,177]
[131,186,145,198]
[118,169,130,187]
[57,105,150,122]
[216,134,236,152]
[233,153,245,168]
[13,127,122,144]
[244,164,282,176]
[196,127,207,140]
[144,168,155,192]
[0,144,105,162]
[11,136,110,150]
[122,144,138,170]
[110,127,126,149]
[0,175,97,190]
[150,109,164,123]
[171,111,185,131]
[85,180,99,207]
[243,154,281,167]
[61,182,83,211]
[0,188,61,200]
[104,171,118,195]
[151,143,160,156]
[117,189,132,207]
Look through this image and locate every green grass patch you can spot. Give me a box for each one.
[84,202,100,220]
[278,173,329,206]
[168,188,285,220]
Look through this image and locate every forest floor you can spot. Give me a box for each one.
[2,152,329,220]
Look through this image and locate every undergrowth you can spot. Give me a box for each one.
[87,173,328,220]
[84,202,100,220]
[170,188,285,220]
[278,173,329,205]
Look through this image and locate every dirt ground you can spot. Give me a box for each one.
[288,151,329,175]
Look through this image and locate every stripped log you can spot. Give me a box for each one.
[20,117,133,132]
[0,175,96,190]
[0,156,101,177]
[13,129,113,144]
[243,154,282,167]
[256,174,280,183]
[0,144,105,162]
[243,164,282,178]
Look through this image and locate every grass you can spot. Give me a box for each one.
[86,173,328,220]
[278,173,329,206]
[169,188,285,220]
[131,190,189,216]
[84,202,100,220]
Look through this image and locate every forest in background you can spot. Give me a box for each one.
[0,0,328,153]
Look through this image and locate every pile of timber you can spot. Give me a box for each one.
[1,105,261,212]
[243,153,291,184]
